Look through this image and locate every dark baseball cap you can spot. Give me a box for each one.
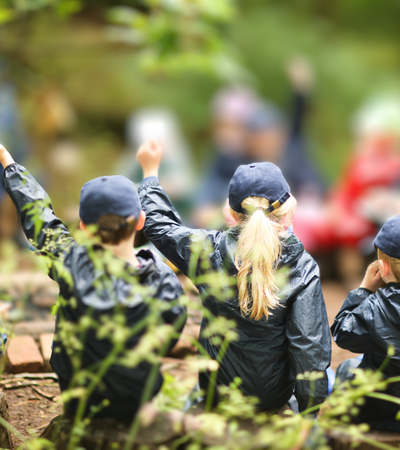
[374,215,400,259]
[229,162,291,214]
[79,175,141,225]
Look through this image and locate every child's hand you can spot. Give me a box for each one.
[360,260,382,292]
[286,56,314,93]
[0,144,15,168]
[136,140,163,179]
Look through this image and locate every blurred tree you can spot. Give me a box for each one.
[0,0,81,21]
[2,0,400,188]
[0,0,241,78]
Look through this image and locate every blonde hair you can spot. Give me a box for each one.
[377,248,400,281]
[233,195,297,320]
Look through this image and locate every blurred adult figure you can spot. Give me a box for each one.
[193,86,261,227]
[0,60,29,243]
[0,61,29,199]
[195,57,324,228]
[294,94,400,286]
[246,57,324,200]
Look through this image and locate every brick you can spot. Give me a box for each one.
[7,335,44,374]
[39,333,54,372]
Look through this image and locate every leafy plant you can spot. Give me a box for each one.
[3,199,400,450]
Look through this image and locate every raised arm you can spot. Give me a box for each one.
[137,141,221,277]
[0,144,74,265]
[286,264,331,412]
[286,56,314,142]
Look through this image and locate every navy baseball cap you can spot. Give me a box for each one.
[374,215,400,259]
[229,162,291,214]
[79,175,141,225]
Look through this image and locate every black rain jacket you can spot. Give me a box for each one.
[139,177,331,412]
[3,164,187,420]
[331,285,400,430]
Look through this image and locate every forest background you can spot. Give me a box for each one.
[1,0,400,213]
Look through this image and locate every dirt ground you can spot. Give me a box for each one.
[322,281,361,370]
[1,280,356,448]
[1,375,62,447]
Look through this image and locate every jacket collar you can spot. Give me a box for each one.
[221,228,304,275]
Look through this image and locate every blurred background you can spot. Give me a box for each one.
[2,0,400,288]
[3,3,400,433]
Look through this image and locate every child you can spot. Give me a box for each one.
[331,215,400,430]
[137,140,331,412]
[0,144,186,420]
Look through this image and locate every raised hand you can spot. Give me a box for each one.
[136,140,163,179]
[286,56,314,94]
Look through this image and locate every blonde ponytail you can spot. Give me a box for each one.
[234,195,296,320]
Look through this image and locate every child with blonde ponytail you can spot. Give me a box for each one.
[137,141,331,413]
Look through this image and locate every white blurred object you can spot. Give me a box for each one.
[359,187,400,225]
[353,94,400,137]
[128,108,188,161]
[48,140,82,174]
[118,107,194,199]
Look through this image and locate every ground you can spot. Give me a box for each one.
[1,376,62,447]
[323,281,358,370]
[1,279,356,448]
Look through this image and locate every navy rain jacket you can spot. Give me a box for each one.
[139,177,331,412]
[3,164,187,420]
[332,285,400,430]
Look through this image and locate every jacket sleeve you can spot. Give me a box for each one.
[286,272,331,412]
[331,288,378,354]
[138,177,221,277]
[3,163,74,281]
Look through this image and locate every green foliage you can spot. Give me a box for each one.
[0,0,82,23]
[0,0,238,77]
[2,0,400,186]
[107,0,237,75]
[3,202,400,449]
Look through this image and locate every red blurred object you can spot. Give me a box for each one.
[294,135,400,252]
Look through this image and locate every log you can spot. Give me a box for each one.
[0,391,13,449]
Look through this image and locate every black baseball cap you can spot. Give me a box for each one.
[374,215,400,259]
[229,162,291,214]
[79,175,141,225]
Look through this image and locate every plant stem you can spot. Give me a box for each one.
[205,336,230,412]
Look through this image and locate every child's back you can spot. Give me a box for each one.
[0,146,186,420]
[51,244,184,419]
[137,141,331,412]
